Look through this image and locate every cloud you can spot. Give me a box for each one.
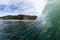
[0,0,47,17]
[0,0,10,5]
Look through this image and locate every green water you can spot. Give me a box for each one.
[0,0,60,40]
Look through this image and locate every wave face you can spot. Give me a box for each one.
[32,0,60,40]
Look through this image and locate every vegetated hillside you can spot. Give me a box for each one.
[0,15,37,20]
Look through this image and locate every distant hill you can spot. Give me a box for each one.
[0,15,37,20]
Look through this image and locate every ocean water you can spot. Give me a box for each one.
[0,21,34,40]
[0,0,60,40]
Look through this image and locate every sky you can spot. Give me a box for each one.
[0,0,47,17]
